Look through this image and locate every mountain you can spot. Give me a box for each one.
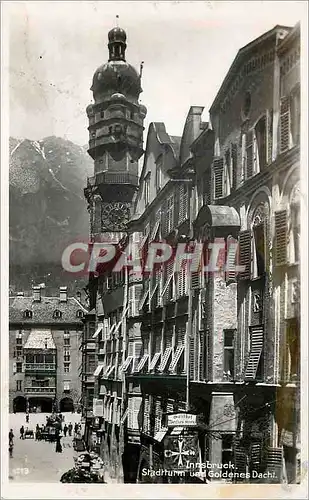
[9,136,93,294]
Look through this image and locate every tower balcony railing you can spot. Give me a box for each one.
[93,171,139,187]
[24,387,56,394]
[25,363,56,372]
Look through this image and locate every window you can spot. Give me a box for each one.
[64,332,70,346]
[254,116,267,171]
[224,330,235,378]
[35,354,44,364]
[290,203,300,263]
[130,111,134,120]
[290,85,300,146]
[241,134,246,183]
[64,363,70,373]
[24,310,32,319]
[238,230,251,280]
[16,380,22,391]
[242,91,251,118]
[100,110,104,119]
[64,352,70,362]
[222,434,234,466]
[16,362,23,373]
[53,310,62,319]
[155,158,162,192]
[144,174,150,206]
[26,354,34,363]
[64,381,70,392]
[16,337,22,345]
[76,310,84,318]
[252,223,265,277]
[286,319,300,382]
[16,347,23,358]
[45,354,54,364]
[280,96,291,152]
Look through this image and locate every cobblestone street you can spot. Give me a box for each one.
[9,413,82,483]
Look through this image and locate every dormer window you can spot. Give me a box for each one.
[24,310,32,319]
[100,110,104,119]
[54,310,62,319]
[76,310,84,319]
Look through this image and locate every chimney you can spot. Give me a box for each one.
[32,286,41,302]
[59,286,68,303]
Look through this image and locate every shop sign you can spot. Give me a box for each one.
[167,413,197,427]
[164,429,199,471]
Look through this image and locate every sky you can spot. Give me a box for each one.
[7,0,307,146]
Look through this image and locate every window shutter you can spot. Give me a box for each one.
[246,130,254,178]
[244,325,264,380]
[274,210,287,265]
[149,352,161,370]
[143,396,150,434]
[213,158,224,199]
[178,184,185,225]
[231,144,238,190]
[154,398,163,434]
[238,230,252,280]
[189,334,195,380]
[191,249,201,290]
[234,444,247,474]
[250,443,262,471]
[280,96,290,152]
[198,331,205,381]
[169,345,184,372]
[226,235,237,281]
[265,447,283,474]
[158,347,172,372]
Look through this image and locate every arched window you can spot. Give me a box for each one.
[76,310,84,319]
[251,203,267,279]
[53,310,62,319]
[23,310,32,319]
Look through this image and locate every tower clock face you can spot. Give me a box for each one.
[101,202,131,231]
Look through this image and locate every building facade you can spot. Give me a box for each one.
[82,23,301,484]
[9,286,86,413]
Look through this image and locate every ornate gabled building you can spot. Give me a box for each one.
[83,25,147,482]
[9,286,86,413]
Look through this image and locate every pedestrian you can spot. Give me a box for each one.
[63,424,68,437]
[35,424,40,441]
[20,425,24,439]
[9,442,13,458]
[26,413,29,424]
[55,431,62,453]
[9,429,14,445]
[74,423,78,435]
[68,423,73,437]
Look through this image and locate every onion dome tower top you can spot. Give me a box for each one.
[91,18,142,101]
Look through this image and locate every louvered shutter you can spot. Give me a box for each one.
[133,341,143,372]
[164,329,173,349]
[231,144,238,190]
[244,326,264,380]
[191,246,202,290]
[266,447,283,476]
[250,443,262,471]
[234,444,247,474]
[213,158,224,199]
[238,230,252,280]
[177,265,187,297]
[274,210,287,265]
[178,184,185,225]
[199,331,205,381]
[267,109,273,163]
[144,395,150,434]
[169,345,184,372]
[189,333,195,380]
[246,130,254,178]
[158,347,172,372]
[154,398,163,434]
[280,96,290,152]
[166,399,174,414]
[226,235,237,281]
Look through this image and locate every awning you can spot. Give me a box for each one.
[194,205,240,229]
[92,324,103,339]
[93,364,104,377]
[154,427,168,442]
